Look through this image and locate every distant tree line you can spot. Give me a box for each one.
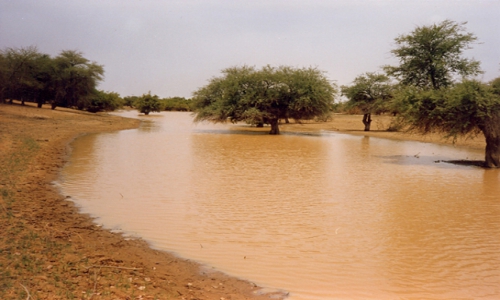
[0,46,192,113]
[0,46,119,111]
[124,94,193,115]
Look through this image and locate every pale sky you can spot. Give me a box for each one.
[1,0,499,98]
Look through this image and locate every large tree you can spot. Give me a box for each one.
[28,53,55,108]
[52,50,104,109]
[0,46,43,105]
[398,79,500,168]
[341,72,393,131]
[192,65,336,134]
[384,20,482,90]
[384,20,500,167]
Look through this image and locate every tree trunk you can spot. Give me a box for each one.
[269,119,280,135]
[51,102,57,110]
[481,111,500,168]
[36,94,43,108]
[362,113,372,131]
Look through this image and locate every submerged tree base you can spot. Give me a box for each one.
[362,113,372,131]
[269,119,280,135]
[480,111,500,168]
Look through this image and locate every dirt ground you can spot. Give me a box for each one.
[281,114,485,151]
[0,102,486,300]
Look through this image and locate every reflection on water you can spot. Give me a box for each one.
[59,112,500,300]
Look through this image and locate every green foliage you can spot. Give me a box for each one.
[489,77,500,95]
[123,95,139,107]
[0,46,104,110]
[134,92,163,115]
[400,80,500,138]
[391,76,500,167]
[52,50,104,110]
[161,96,193,111]
[87,90,124,112]
[341,72,393,114]
[0,46,47,105]
[384,20,482,90]
[192,65,336,134]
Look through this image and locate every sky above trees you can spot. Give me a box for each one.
[1,0,498,98]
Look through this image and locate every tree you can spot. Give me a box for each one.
[192,65,336,134]
[0,47,111,111]
[134,92,163,115]
[384,20,482,90]
[341,72,393,131]
[28,53,56,108]
[52,50,104,110]
[398,79,500,168]
[0,46,43,105]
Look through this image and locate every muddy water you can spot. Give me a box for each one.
[59,111,500,299]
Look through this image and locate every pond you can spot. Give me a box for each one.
[58,111,500,299]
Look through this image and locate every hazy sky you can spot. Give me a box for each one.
[1,0,499,98]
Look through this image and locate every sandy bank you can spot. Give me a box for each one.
[280,114,485,151]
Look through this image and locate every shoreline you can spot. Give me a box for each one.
[0,102,486,299]
[280,114,485,152]
[0,102,286,300]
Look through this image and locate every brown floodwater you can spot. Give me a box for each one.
[58,111,500,299]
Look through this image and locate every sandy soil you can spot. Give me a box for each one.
[281,114,485,151]
[0,102,486,299]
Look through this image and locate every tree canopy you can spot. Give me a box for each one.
[395,79,500,167]
[134,92,163,115]
[384,20,482,90]
[384,20,500,167]
[341,72,393,131]
[383,20,500,167]
[192,65,336,134]
[52,50,104,109]
[0,46,107,111]
[0,46,45,106]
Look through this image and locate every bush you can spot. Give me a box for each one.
[87,90,124,112]
[134,92,163,115]
[161,97,193,111]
